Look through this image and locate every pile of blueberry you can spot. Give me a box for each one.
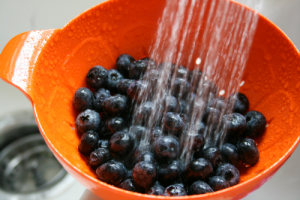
[73,54,266,196]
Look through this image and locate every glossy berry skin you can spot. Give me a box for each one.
[116,79,134,95]
[193,134,205,152]
[129,125,146,141]
[97,139,109,149]
[89,148,112,170]
[109,131,134,156]
[78,131,99,156]
[215,163,240,186]
[102,94,129,115]
[106,69,124,93]
[243,111,266,137]
[75,109,100,134]
[164,96,180,113]
[179,99,187,113]
[220,143,239,166]
[105,117,126,134]
[129,60,148,79]
[96,160,127,186]
[86,66,107,88]
[172,78,191,98]
[73,87,94,112]
[175,65,189,78]
[163,112,186,136]
[202,107,221,129]
[136,152,157,166]
[158,160,182,186]
[154,136,179,163]
[195,147,222,169]
[120,179,139,192]
[222,113,246,137]
[150,127,163,143]
[208,176,230,191]
[230,92,249,115]
[141,57,157,69]
[162,184,187,196]
[127,80,149,102]
[147,182,165,195]
[143,69,160,84]
[188,181,213,195]
[237,138,259,165]
[133,161,157,189]
[127,170,133,179]
[116,54,135,77]
[135,101,153,124]
[182,158,213,184]
[188,70,202,91]
[93,88,111,112]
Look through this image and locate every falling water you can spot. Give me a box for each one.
[130,0,262,166]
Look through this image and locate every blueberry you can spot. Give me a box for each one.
[129,60,148,79]
[116,54,135,77]
[222,113,246,137]
[193,133,205,152]
[229,92,249,115]
[102,94,129,115]
[116,79,134,95]
[96,160,127,186]
[75,109,100,134]
[106,69,124,93]
[171,78,191,98]
[194,147,222,169]
[135,101,153,125]
[78,131,99,155]
[188,70,202,91]
[154,136,179,163]
[97,139,109,149]
[158,62,175,72]
[182,158,213,184]
[105,117,127,134]
[202,107,221,128]
[162,184,187,196]
[243,111,266,137]
[143,69,160,86]
[208,176,230,191]
[136,152,157,165]
[129,125,146,141]
[200,80,219,97]
[158,160,182,185]
[164,96,180,113]
[208,97,227,112]
[93,88,111,112]
[73,87,94,112]
[89,148,112,169]
[127,170,133,179]
[86,66,107,88]
[215,163,240,186]
[237,138,259,165]
[188,181,213,195]
[109,131,134,156]
[120,179,140,192]
[127,80,149,102]
[220,143,239,166]
[175,65,189,78]
[163,112,186,136]
[141,57,157,69]
[179,99,187,113]
[196,121,206,135]
[150,127,163,143]
[133,161,157,189]
[147,182,165,195]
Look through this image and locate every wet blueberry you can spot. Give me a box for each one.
[147,182,165,195]
[93,88,111,112]
[116,54,135,77]
[97,139,109,149]
[196,121,206,135]
[179,99,187,113]
[200,80,219,98]
[229,92,249,115]
[135,101,153,125]
[129,125,146,141]
[127,170,133,179]
[143,69,160,87]
[163,112,186,136]
[116,79,134,95]
[188,181,213,195]
[106,69,124,93]
[75,109,100,134]
[78,131,99,156]
[171,78,191,98]
[182,158,213,184]
[202,107,221,129]
[129,60,148,79]
[154,136,179,163]
[243,111,266,138]
[158,160,182,186]
[208,97,228,112]
[194,147,222,169]
[188,70,202,91]
[222,113,246,137]
[208,176,230,191]
[73,87,94,112]
[162,184,187,196]
[136,152,157,165]
[175,65,189,78]
[220,143,239,166]
[141,57,157,69]
[158,62,175,73]
[215,163,240,186]
[105,117,126,134]
[86,66,107,88]
[193,133,205,152]
[237,138,259,165]
[120,179,140,193]
[164,96,180,113]
[89,148,112,170]
[150,127,163,143]
[96,160,127,186]
[109,131,134,156]
[133,161,157,189]
[102,94,129,115]
[127,80,149,102]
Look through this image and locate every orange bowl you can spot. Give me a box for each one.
[0,0,300,199]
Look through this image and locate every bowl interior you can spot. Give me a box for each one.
[29,0,300,199]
